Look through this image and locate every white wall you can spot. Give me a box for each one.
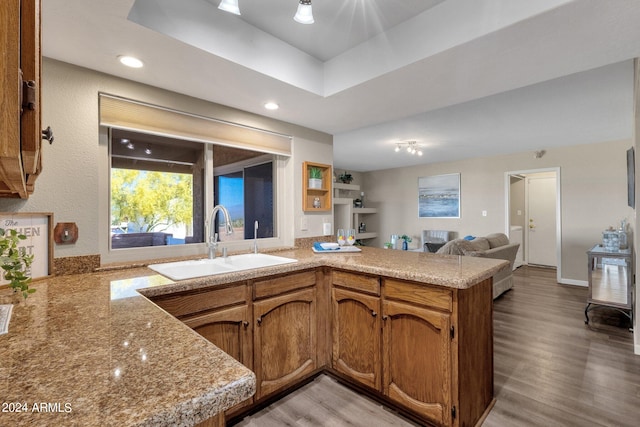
[363,139,634,283]
[0,58,333,261]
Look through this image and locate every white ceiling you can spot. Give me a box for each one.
[42,0,640,172]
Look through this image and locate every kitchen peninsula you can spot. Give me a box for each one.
[1,247,507,427]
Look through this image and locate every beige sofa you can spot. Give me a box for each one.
[436,233,520,299]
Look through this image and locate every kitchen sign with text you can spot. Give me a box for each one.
[0,213,52,283]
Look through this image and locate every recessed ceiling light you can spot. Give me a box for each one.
[264,102,279,110]
[118,55,144,68]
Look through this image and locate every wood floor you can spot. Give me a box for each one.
[233,266,639,426]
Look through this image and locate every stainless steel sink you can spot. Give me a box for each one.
[148,253,297,281]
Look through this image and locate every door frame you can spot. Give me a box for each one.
[504,167,562,284]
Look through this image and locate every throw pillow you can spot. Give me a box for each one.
[485,233,509,248]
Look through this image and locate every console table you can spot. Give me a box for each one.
[585,244,634,330]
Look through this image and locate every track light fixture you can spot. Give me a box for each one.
[218,0,240,15]
[218,0,314,24]
[394,141,423,156]
[294,0,314,24]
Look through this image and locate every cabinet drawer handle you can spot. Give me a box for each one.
[243,321,249,327]
[382,315,388,321]
[42,126,54,144]
[256,317,262,325]
[371,310,377,317]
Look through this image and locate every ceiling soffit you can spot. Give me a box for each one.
[127,0,573,97]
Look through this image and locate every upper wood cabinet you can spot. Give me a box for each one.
[0,0,46,198]
[302,161,332,211]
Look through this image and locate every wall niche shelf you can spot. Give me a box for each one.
[302,161,332,212]
[333,183,377,241]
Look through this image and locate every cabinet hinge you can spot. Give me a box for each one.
[22,80,37,112]
[450,326,455,339]
[451,405,456,419]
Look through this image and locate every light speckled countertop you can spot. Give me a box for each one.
[0,246,506,426]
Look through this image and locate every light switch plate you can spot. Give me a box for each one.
[300,216,309,231]
[54,222,78,244]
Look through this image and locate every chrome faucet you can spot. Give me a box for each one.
[208,204,234,259]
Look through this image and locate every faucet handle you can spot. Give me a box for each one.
[213,232,219,243]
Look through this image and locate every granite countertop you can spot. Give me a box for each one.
[0,246,507,426]
[138,246,509,298]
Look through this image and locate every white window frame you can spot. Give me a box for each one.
[99,127,293,265]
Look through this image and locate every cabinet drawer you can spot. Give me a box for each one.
[332,270,380,295]
[152,283,247,318]
[253,269,317,299]
[383,279,452,312]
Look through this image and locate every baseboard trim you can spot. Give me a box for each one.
[559,278,588,287]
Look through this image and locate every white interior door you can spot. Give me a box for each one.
[527,175,557,267]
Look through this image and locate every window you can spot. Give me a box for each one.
[110,129,205,249]
[214,158,274,242]
[109,129,275,250]
[99,94,293,262]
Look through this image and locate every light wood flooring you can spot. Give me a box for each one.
[233,266,639,426]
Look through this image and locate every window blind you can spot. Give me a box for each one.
[99,93,292,156]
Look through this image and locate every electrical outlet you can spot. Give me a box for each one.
[300,216,308,231]
[482,210,487,217]
[517,209,522,216]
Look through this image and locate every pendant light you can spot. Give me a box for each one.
[294,0,314,24]
[218,0,240,15]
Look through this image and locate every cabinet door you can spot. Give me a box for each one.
[332,287,381,390]
[382,300,452,426]
[253,288,316,399]
[183,305,252,367]
[183,305,253,414]
[20,0,42,184]
[0,0,41,198]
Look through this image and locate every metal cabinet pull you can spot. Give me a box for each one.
[42,126,54,144]
[371,310,377,317]
[243,321,249,327]
[256,317,262,325]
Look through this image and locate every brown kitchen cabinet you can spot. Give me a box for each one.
[150,266,493,427]
[183,304,253,415]
[150,283,253,415]
[0,0,47,198]
[382,277,494,427]
[382,299,452,425]
[331,270,381,391]
[253,286,317,399]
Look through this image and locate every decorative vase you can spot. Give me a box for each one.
[308,178,322,189]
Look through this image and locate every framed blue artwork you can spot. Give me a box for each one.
[418,173,460,218]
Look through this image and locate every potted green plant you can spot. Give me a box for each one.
[400,234,412,251]
[308,166,323,189]
[0,228,34,299]
[338,171,353,184]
